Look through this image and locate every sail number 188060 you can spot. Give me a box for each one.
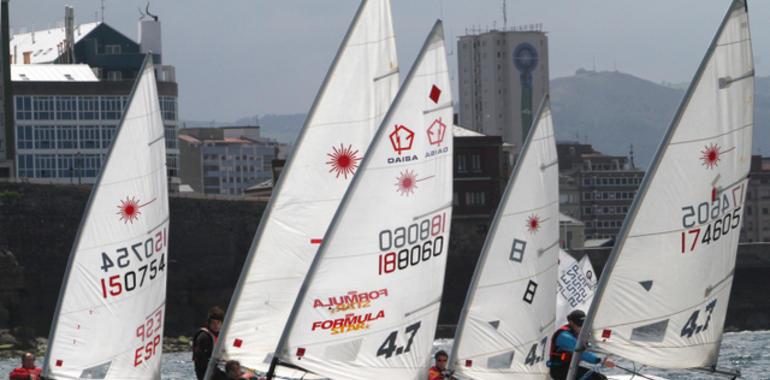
[377,212,447,275]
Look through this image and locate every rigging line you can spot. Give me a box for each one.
[705,269,735,297]
[720,69,754,88]
[412,202,452,220]
[614,364,658,380]
[373,67,399,82]
[669,122,752,145]
[500,200,559,218]
[476,262,558,290]
[404,297,441,317]
[538,240,559,256]
[423,102,453,114]
[594,281,732,331]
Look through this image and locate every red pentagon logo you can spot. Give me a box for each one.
[389,124,414,155]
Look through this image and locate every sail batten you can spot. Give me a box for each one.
[43,55,169,380]
[568,0,753,375]
[271,20,453,380]
[450,97,559,380]
[207,1,399,378]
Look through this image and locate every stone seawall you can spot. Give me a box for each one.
[0,183,769,343]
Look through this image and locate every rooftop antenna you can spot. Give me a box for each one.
[100,0,105,22]
[629,143,636,169]
[502,0,508,30]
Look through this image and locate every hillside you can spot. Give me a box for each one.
[551,70,770,167]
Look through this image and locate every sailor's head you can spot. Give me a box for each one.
[434,350,449,370]
[21,352,36,369]
[567,309,586,332]
[225,360,242,378]
[208,306,225,333]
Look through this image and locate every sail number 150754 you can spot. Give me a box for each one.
[377,212,447,275]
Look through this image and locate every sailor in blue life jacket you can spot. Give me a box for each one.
[548,310,615,380]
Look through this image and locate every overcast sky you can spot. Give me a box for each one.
[8,1,770,122]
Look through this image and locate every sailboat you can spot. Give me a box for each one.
[265,20,453,380]
[205,1,399,378]
[568,1,754,378]
[449,97,559,380]
[42,55,170,379]
[556,250,596,326]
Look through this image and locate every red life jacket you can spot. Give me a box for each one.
[9,367,42,380]
[549,324,574,365]
[192,326,218,362]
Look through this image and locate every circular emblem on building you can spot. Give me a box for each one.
[513,42,539,74]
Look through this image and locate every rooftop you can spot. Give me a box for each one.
[11,22,101,64]
[11,64,98,82]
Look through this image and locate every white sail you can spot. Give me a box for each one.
[450,99,559,380]
[573,0,753,371]
[207,1,399,378]
[270,21,452,380]
[556,250,597,325]
[42,57,169,379]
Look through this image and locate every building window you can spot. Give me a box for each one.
[101,96,123,120]
[17,154,34,177]
[15,96,33,120]
[79,125,100,149]
[457,155,468,173]
[470,154,482,173]
[584,207,592,215]
[56,125,78,149]
[57,154,75,178]
[34,154,57,178]
[55,96,77,120]
[583,192,592,201]
[107,71,123,81]
[160,97,177,121]
[102,125,117,149]
[16,126,33,149]
[33,126,55,149]
[465,191,486,206]
[81,154,102,177]
[33,96,55,120]
[104,44,122,54]
[79,96,99,120]
[165,126,177,149]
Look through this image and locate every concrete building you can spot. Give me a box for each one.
[178,126,284,196]
[4,9,179,184]
[742,155,770,242]
[457,25,549,149]
[453,126,512,219]
[558,142,644,241]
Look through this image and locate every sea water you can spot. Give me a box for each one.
[1,331,768,379]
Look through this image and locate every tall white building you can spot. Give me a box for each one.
[457,27,549,149]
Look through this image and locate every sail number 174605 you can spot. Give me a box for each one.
[377,212,447,275]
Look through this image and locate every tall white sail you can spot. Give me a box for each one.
[556,250,597,325]
[569,0,753,373]
[450,99,559,380]
[208,0,399,377]
[42,57,169,379]
[269,21,453,380]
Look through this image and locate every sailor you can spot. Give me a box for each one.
[224,360,259,380]
[8,352,42,380]
[193,306,226,380]
[548,309,614,380]
[428,350,456,380]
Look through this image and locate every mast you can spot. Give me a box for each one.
[567,1,751,378]
[267,20,447,378]
[449,95,551,371]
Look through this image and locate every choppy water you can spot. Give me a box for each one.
[1,331,768,379]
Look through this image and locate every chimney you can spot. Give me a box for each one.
[63,5,75,63]
[138,4,162,59]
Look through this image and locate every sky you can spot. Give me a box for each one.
[7,0,770,122]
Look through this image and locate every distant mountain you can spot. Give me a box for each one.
[216,71,769,168]
[551,69,770,168]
